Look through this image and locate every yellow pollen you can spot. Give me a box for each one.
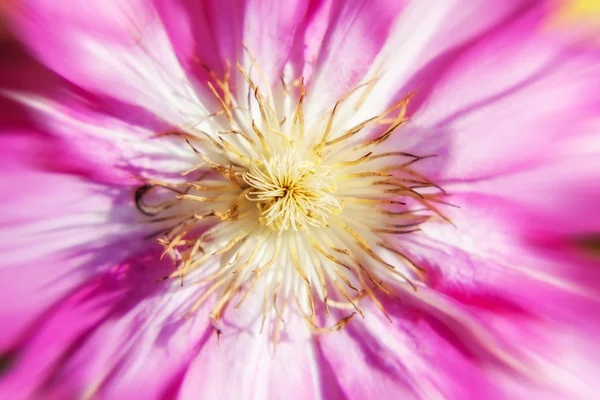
[243,151,340,231]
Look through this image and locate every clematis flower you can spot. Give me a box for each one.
[1,0,600,399]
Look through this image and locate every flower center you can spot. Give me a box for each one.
[136,57,449,341]
[243,151,340,232]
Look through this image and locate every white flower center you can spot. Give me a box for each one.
[136,57,448,340]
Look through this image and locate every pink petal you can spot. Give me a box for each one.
[318,299,501,399]
[178,298,326,400]
[384,190,600,396]
[156,0,408,114]
[0,277,120,400]
[396,279,600,398]
[155,0,310,106]
[12,93,195,183]
[302,0,407,112]
[3,92,193,185]
[401,3,600,182]
[0,250,211,400]
[154,0,408,129]
[242,0,310,83]
[410,190,600,312]
[393,287,594,398]
[0,40,192,185]
[3,0,207,124]
[347,1,551,121]
[0,131,155,351]
[153,0,244,87]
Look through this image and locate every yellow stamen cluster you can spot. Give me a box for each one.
[243,151,340,231]
[137,53,448,341]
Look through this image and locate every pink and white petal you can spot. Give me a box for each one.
[376,169,600,396]
[0,180,146,352]
[417,134,600,280]
[178,298,327,400]
[3,91,197,184]
[467,301,600,399]
[242,0,310,84]
[0,34,199,185]
[410,1,569,127]
[0,277,121,400]
[200,0,249,73]
[0,132,156,351]
[318,299,503,400]
[153,0,231,84]
[5,270,330,400]
[347,0,556,124]
[155,0,309,104]
[399,3,600,182]
[2,0,208,126]
[453,156,600,236]
[45,261,211,400]
[0,250,211,400]
[384,0,600,329]
[402,190,600,316]
[157,0,403,105]
[303,0,408,115]
[390,287,596,399]
[158,0,288,84]
[379,192,600,397]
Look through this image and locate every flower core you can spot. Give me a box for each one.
[136,58,448,338]
[244,150,340,232]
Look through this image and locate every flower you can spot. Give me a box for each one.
[1,0,600,399]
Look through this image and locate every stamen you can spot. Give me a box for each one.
[136,57,447,337]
